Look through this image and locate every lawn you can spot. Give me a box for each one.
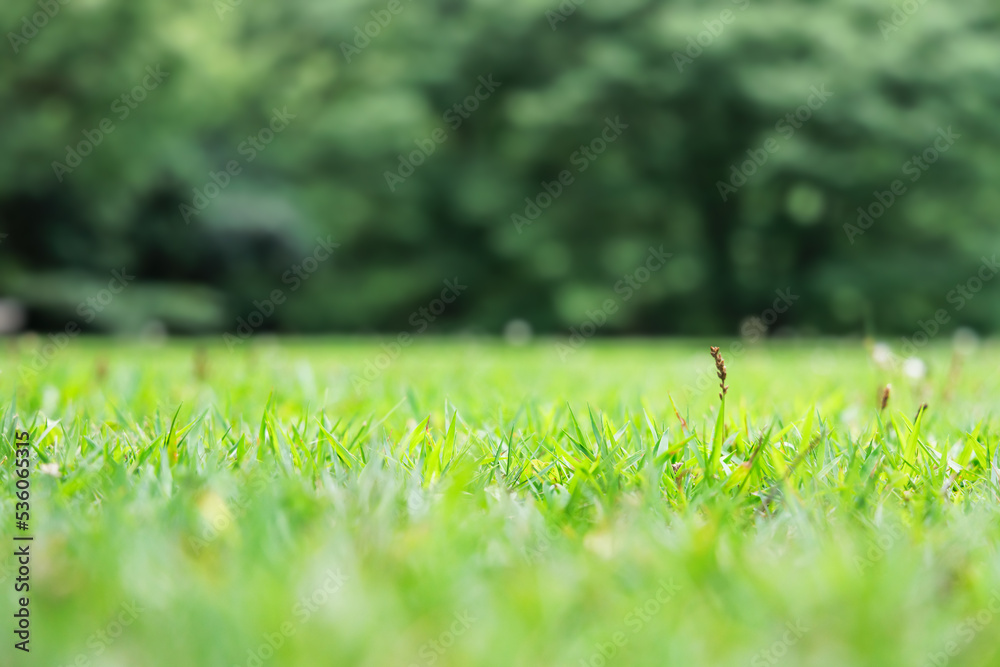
[2,338,999,667]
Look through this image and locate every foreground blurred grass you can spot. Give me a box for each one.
[2,337,1000,666]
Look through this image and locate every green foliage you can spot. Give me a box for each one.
[3,0,1000,334]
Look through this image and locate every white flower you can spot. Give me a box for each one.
[953,327,979,354]
[39,462,60,477]
[902,357,927,380]
[503,319,533,346]
[872,342,893,367]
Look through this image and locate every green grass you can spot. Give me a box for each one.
[3,338,1000,666]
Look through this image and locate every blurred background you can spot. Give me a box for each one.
[1,0,998,338]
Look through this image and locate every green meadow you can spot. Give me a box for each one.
[2,338,1000,667]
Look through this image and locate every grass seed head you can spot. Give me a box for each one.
[709,346,729,400]
[194,347,208,382]
[95,357,108,383]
